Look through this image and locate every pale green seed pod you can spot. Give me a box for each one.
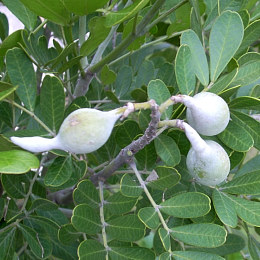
[11,108,122,154]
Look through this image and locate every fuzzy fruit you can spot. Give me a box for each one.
[173,92,230,136]
[11,108,122,154]
[180,121,230,186]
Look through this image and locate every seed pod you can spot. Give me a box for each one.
[11,108,122,154]
[173,92,230,136]
[182,122,230,186]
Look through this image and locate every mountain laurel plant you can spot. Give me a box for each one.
[0,0,260,259]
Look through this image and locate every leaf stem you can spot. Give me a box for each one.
[99,181,109,259]
[79,16,89,68]
[4,100,55,136]
[129,161,171,233]
[20,154,48,213]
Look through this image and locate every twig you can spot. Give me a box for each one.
[99,181,109,259]
[90,100,161,185]
[73,0,167,97]
[129,161,171,233]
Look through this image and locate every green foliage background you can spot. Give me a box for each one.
[0,0,260,259]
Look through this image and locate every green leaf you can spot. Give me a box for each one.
[0,150,39,174]
[55,159,87,191]
[220,170,260,195]
[159,252,171,260]
[172,251,224,260]
[104,192,137,215]
[229,96,260,110]
[230,60,260,87]
[80,16,110,56]
[63,0,108,15]
[29,198,58,211]
[0,12,8,41]
[218,121,254,152]
[44,156,73,187]
[160,192,211,218]
[181,29,209,86]
[0,29,23,68]
[58,224,81,245]
[18,223,46,258]
[166,2,191,34]
[135,60,155,89]
[101,65,116,85]
[20,0,70,25]
[135,142,157,170]
[138,207,159,229]
[219,0,244,12]
[1,174,28,198]
[209,11,244,81]
[212,189,237,227]
[115,120,142,148]
[0,82,18,101]
[147,166,180,190]
[72,204,102,234]
[40,75,65,133]
[120,174,143,198]
[0,227,16,259]
[235,154,260,178]
[227,194,260,226]
[175,44,196,94]
[231,110,260,150]
[159,228,171,251]
[236,19,260,56]
[171,223,227,247]
[189,233,245,256]
[105,0,150,27]
[106,214,145,242]
[147,79,172,119]
[154,135,181,167]
[156,62,176,87]
[2,0,37,30]
[73,180,100,208]
[109,246,155,260]
[115,65,133,98]
[208,68,238,94]
[78,239,106,260]
[6,47,37,111]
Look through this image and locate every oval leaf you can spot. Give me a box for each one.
[6,47,37,111]
[78,239,106,260]
[0,150,39,174]
[160,192,211,218]
[138,207,159,229]
[209,11,244,81]
[175,44,196,94]
[44,156,73,187]
[20,0,70,25]
[73,180,100,208]
[171,223,227,248]
[147,79,172,119]
[218,121,254,152]
[212,190,237,227]
[120,174,143,198]
[40,75,65,133]
[220,171,260,195]
[154,135,181,167]
[106,214,145,242]
[72,204,102,234]
[181,29,209,86]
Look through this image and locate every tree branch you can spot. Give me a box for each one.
[90,100,161,185]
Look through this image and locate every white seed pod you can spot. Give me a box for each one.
[177,92,230,136]
[182,122,230,186]
[11,108,122,154]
